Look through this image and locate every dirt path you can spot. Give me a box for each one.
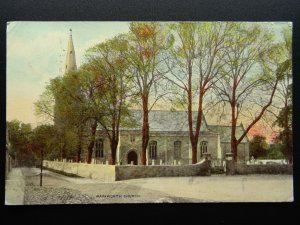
[23,168,197,204]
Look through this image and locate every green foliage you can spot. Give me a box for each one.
[34,86,55,122]
[273,127,293,162]
[266,143,285,159]
[250,135,268,159]
[274,105,292,128]
[6,120,36,166]
[127,22,170,93]
[169,22,199,59]
[85,35,135,129]
[31,124,61,160]
[7,120,63,164]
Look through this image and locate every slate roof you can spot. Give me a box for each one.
[120,110,209,132]
[100,110,249,143]
[207,125,249,143]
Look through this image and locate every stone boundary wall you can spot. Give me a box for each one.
[43,161,115,182]
[115,160,211,181]
[44,160,211,181]
[235,163,293,175]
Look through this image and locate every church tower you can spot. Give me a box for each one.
[64,29,77,73]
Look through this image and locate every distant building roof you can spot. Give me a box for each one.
[120,110,209,132]
[208,125,249,143]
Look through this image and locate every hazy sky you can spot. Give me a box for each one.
[6,21,291,128]
[7,22,130,126]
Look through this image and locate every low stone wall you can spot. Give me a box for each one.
[115,160,211,181]
[43,160,115,182]
[43,159,211,181]
[235,163,293,175]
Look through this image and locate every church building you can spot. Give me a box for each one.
[94,110,250,166]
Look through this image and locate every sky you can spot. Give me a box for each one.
[6,21,291,135]
[7,22,130,126]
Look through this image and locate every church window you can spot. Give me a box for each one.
[174,141,181,159]
[200,141,208,157]
[95,139,104,158]
[149,141,157,159]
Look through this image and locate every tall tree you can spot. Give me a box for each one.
[35,79,69,160]
[166,22,233,164]
[76,67,101,164]
[86,35,134,164]
[46,72,91,162]
[126,22,171,165]
[214,23,286,161]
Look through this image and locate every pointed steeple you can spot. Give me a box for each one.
[64,29,77,73]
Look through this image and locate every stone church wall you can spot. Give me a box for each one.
[118,132,220,165]
[92,130,249,165]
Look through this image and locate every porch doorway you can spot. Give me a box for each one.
[127,150,138,165]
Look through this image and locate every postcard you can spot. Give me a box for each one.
[5,21,293,204]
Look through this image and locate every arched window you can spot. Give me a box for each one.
[149,141,157,159]
[174,141,181,159]
[95,139,104,158]
[200,141,208,157]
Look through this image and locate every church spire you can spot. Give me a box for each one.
[64,29,77,73]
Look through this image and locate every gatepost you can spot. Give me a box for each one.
[203,153,211,176]
[225,153,235,175]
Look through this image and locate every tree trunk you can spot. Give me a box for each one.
[231,137,238,162]
[61,142,66,160]
[191,144,197,164]
[76,147,81,163]
[76,138,82,163]
[110,140,117,165]
[87,121,97,164]
[193,92,205,164]
[187,59,199,164]
[231,96,238,162]
[141,93,149,165]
